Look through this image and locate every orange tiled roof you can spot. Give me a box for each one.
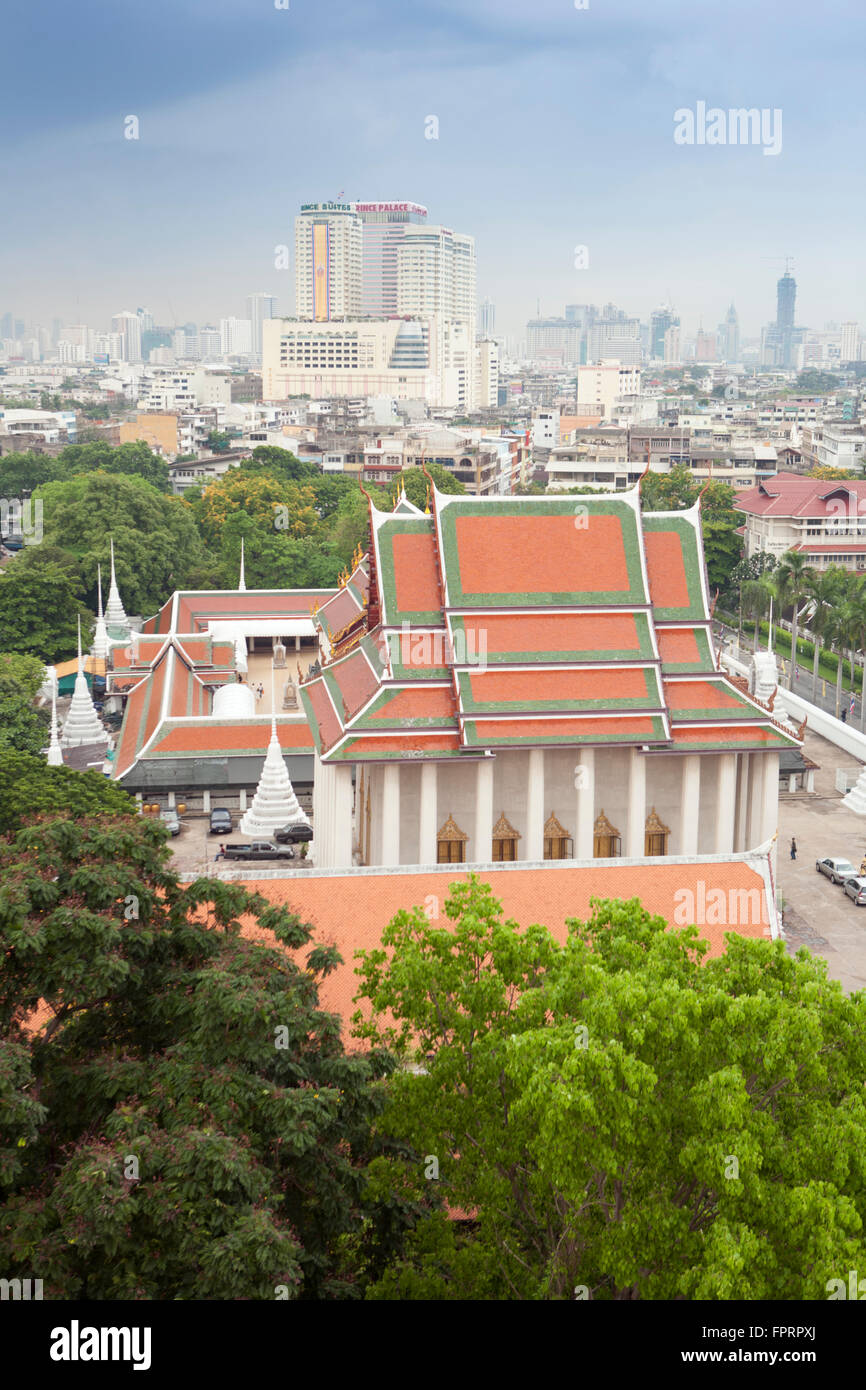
[232,862,774,1034]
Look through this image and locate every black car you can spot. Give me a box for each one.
[210,807,233,834]
[274,822,314,844]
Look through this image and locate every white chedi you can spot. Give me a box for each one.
[842,767,866,815]
[61,617,107,748]
[239,720,310,839]
[46,678,64,766]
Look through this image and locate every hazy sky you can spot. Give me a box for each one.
[1,0,863,340]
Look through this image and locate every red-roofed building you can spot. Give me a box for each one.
[299,483,798,875]
[734,471,866,571]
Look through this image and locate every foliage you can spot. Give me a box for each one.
[0,750,134,834]
[33,472,207,616]
[0,813,420,1300]
[795,370,840,394]
[0,441,169,499]
[0,655,49,756]
[0,564,84,662]
[355,877,866,1300]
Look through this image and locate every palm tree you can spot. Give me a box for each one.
[847,572,866,731]
[741,579,770,650]
[803,570,836,703]
[774,551,813,690]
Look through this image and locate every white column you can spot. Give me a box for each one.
[419,762,438,865]
[203,789,211,814]
[381,763,401,867]
[333,764,354,869]
[761,752,780,844]
[474,758,494,864]
[295,635,301,652]
[576,748,595,859]
[239,788,247,812]
[526,749,545,860]
[734,753,749,852]
[681,756,700,855]
[167,790,176,809]
[626,749,646,858]
[749,753,765,851]
[715,752,737,854]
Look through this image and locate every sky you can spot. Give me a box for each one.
[1,0,863,341]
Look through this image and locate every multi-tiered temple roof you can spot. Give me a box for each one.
[299,482,801,762]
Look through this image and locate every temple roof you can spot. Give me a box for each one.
[301,483,801,761]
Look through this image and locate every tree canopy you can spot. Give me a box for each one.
[0,807,421,1300]
[355,876,866,1300]
[0,564,85,663]
[0,655,50,756]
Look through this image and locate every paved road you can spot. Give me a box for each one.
[714,620,866,727]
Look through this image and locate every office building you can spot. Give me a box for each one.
[295,203,363,321]
[111,311,142,362]
[355,201,428,316]
[247,293,277,362]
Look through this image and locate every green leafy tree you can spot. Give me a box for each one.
[356,877,866,1300]
[397,464,465,510]
[774,550,814,690]
[0,655,50,756]
[796,370,840,394]
[33,472,207,616]
[0,812,416,1300]
[0,565,84,662]
[0,750,134,834]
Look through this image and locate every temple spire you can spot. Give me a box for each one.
[239,664,309,838]
[91,563,109,660]
[46,674,63,766]
[239,536,246,592]
[61,617,106,748]
[105,537,129,631]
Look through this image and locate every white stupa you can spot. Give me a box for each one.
[46,677,64,766]
[104,537,130,635]
[238,536,247,592]
[843,768,866,815]
[239,670,309,838]
[91,563,110,661]
[61,616,107,749]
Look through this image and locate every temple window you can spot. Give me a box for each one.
[492,811,520,862]
[544,812,573,860]
[437,814,468,864]
[593,810,622,859]
[644,807,671,857]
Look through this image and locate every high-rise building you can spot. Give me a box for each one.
[111,311,142,361]
[354,201,428,316]
[396,222,477,410]
[776,271,796,367]
[137,307,154,334]
[220,317,253,357]
[478,298,495,338]
[695,328,717,362]
[246,293,277,361]
[199,326,221,358]
[650,306,677,360]
[663,324,681,364]
[295,203,363,321]
[841,321,861,363]
[718,303,740,362]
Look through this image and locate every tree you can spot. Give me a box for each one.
[0,655,50,756]
[396,464,465,511]
[192,470,318,548]
[774,551,813,689]
[33,472,207,616]
[0,564,84,662]
[355,877,866,1300]
[0,750,135,834]
[808,465,855,481]
[803,569,837,703]
[206,430,232,453]
[796,370,840,394]
[0,812,416,1300]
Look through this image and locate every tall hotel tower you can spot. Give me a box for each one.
[294,203,363,321]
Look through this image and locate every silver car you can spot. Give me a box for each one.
[815,856,856,885]
[843,876,866,906]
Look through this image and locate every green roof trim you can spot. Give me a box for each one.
[448,611,657,665]
[376,517,442,626]
[385,628,450,681]
[462,715,668,747]
[658,625,716,674]
[456,666,664,715]
[437,497,647,608]
[351,687,459,731]
[641,513,707,622]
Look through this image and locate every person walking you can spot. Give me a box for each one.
[214,843,226,861]
[859,855,866,877]
[842,706,848,723]
[790,837,797,861]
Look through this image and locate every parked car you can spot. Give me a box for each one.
[223,841,295,861]
[843,876,866,905]
[210,807,233,835]
[815,856,856,885]
[274,821,314,844]
[160,810,181,836]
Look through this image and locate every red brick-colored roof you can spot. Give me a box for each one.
[734,472,866,519]
[643,529,692,610]
[325,647,380,722]
[454,514,632,597]
[150,720,314,755]
[392,532,442,615]
[657,628,702,666]
[453,612,647,660]
[233,862,773,1033]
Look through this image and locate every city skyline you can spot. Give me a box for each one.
[1,0,863,336]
